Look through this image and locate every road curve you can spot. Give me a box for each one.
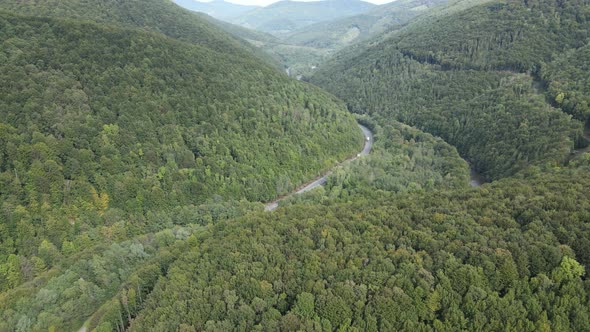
[265,124,373,211]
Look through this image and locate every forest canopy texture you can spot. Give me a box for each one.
[0,2,361,329]
[312,0,589,180]
[2,0,590,331]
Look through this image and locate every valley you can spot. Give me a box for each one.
[176,0,452,78]
[1,0,590,331]
[265,124,373,211]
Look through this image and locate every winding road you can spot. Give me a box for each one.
[265,124,373,211]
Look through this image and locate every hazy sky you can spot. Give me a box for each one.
[209,0,397,6]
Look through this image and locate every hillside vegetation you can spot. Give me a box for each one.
[172,0,259,20]
[2,0,590,331]
[127,158,590,331]
[0,113,472,332]
[287,0,450,50]
[281,118,470,208]
[267,0,451,78]
[230,0,376,36]
[0,0,266,58]
[313,0,590,180]
[177,0,453,79]
[0,1,361,318]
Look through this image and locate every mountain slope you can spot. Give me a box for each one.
[0,7,362,326]
[286,0,450,49]
[173,0,259,20]
[541,44,590,126]
[191,12,286,69]
[273,0,450,78]
[230,0,376,36]
[0,114,475,332]
[0,0,263,57]
[128,160,590,331]
[2,1,590,331]
[393,0,589,71]
[195,11,283,46]
[312,0,590,180]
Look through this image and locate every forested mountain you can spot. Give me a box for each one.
[0,10,360,204]
[282,118,471,207]
[0,2,362,328]
[286,0,449,50]
[184,12,286,69]
[3,0,590,331]
[541,44,590,125]
[264,0,451,79]
[173,0,259,20]
[109,158,590,331]
[313,0,590,181]
[178,0,451,79]
[0,114,473,332]
[229,0,376,36]
[196,12,283,46]
[0,0,264,58]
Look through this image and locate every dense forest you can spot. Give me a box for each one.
[228,0,376,36]
[281,118,470,208]
[0,0,266,57]
[286,0,449,50]
[2,0,590,331]
[0,115,470,332]
[541,44,590,125]
[312,0,590,180]
[117,157,590,331]
[0,0,362,322]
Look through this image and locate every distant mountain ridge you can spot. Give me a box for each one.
[229,0,377,36]
[312,0,590,181]
[286,0,450,49]
[0,3,362,329]
[172,0,259,20]
[0,0,259,56]
[172,0,384,77]
[3,0,590,331]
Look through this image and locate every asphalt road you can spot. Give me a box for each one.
[265,124,373,211]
